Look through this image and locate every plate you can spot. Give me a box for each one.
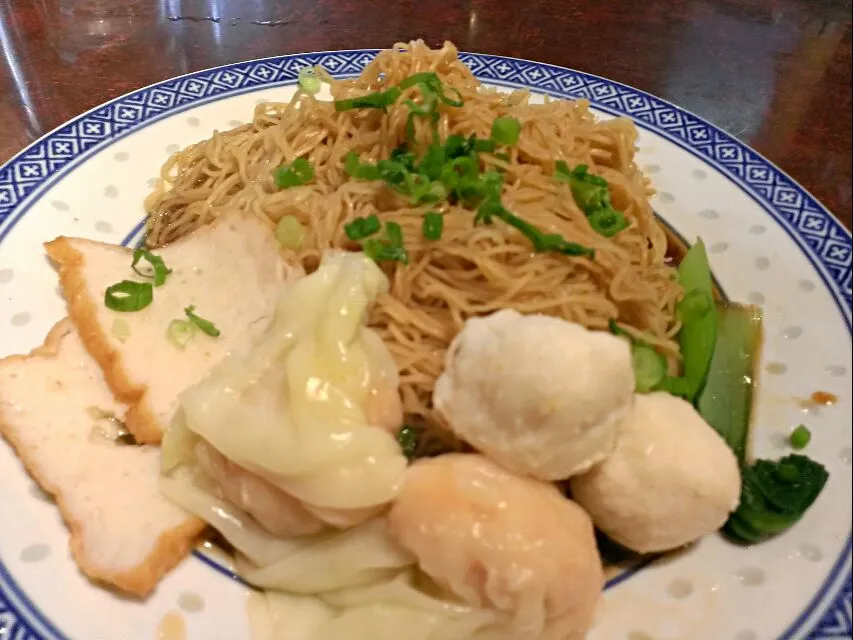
[0,50,850,640]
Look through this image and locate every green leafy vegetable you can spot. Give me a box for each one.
[724,455,829,543]
[344,152,382,181]
[274,158,315,189]
[554,162,630,238]
[167,319,197,349]
[344,214,382,241]
[790,425,812,450]
[184,306,221,337]
[131,249,171,286]
[422,211,444,240]
[334,86,402,112]
[672,239,718,402]
[104,280,154,312]
[397,424,419,460]
[696,302,762,459]
[490,116,521,146]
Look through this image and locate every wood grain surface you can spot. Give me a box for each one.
[0,0,850,227]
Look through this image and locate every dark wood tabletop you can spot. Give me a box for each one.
[1,0,850,228]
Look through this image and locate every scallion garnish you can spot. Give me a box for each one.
[275,215,306,250]
[491,116,522,146]
[184,306,221,337]
[790,425,812,450]
[166,319,197,349]
[476,196,595,258]
[104,280,154,312]
[422,211,444,240]
[555,161,630,238]
[334,86,402,112]
[274,158,315,189]
[344,214,382,241]
[131,249,171,286]
[297,66,323,94]
[362,220,409,265]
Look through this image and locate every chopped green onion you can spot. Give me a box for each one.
[398,72,441,90]
[422,211,444,240]
[361,220,409,265]
[111,318,131,343]
[344,152,382,181]
[476,197,594,258]
[104,280,154,312]
[274,158,315,189]
[184,306,221,337]
[275,215,306,250]
[334,87,401,112]
[297,66,323,94]
[790,425,812,450]
[131,249,171,286]
[167,319,197,349]
[491,117,522,146]
[554,161,631,238]
[588,208,630,238]
[344,214,382,241]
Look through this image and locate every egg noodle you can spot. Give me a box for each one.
[145,40,682,450]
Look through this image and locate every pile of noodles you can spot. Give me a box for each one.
[145,40,682,450]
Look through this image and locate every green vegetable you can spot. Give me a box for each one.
[608,319,667,393]
[104,280,154,312]
[696,302,762,459]
[344,214,382,241]
[184,306,221,337]
[275,215,306,249]
[554,162,629,238]
[273,158,315,189]
[631,344,668,393]
[672,239,719,402]
[724,455,829,543]
[344,152,382,181]
[397,424,419,460]
[334,86,402,112]
[490,117,521,146]
[588,207,630,238]
[362,221,409,265]
[166,319,197,349]
[678,288,714,324]
[476,197,595,258]
[131,249,171,286]
[790,425,812,450]
[297,66,323,94]
[422,211,444,240]
[398,72,464,107]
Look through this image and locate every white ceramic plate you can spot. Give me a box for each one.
[0,51,850,640]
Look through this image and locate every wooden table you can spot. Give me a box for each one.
[1,0,850,228]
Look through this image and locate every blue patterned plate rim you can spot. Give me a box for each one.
[0,49,849,640]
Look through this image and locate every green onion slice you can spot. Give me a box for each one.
[275,215,306,250]
[131,249,171,286]
[344,214,382,241]
[297,66,323,94]
[274,157,315,189]
[184,306,221,337]
[422,211,444,240]
[491,117,522,146]
[334,87,401,112]
[104,280,154,312]
[167,319,197,349]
